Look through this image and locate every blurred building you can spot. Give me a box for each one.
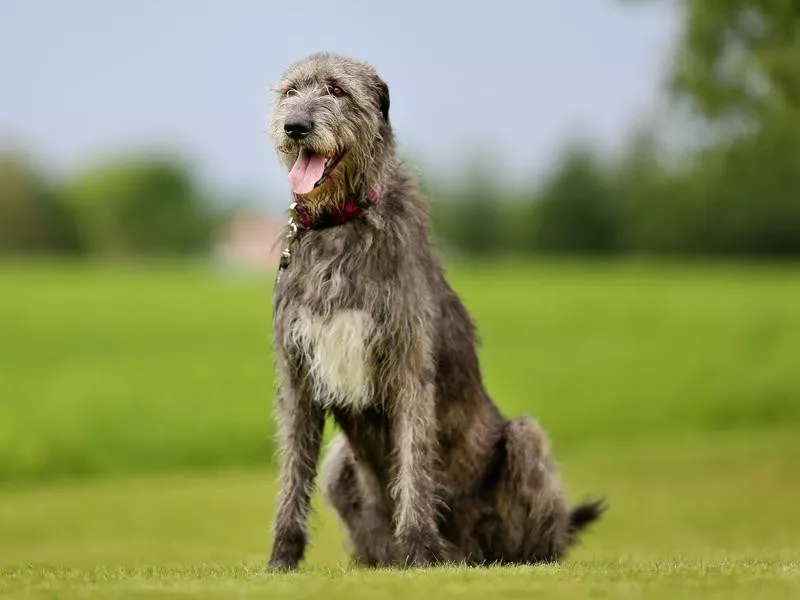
[214,211,285,271]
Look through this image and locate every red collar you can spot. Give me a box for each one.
[291,189,380,230]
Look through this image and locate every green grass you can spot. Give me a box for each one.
[2,429,799,598]
[2,260,800,597]
[2,259,799,481]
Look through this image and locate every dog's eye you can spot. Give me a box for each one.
[327,85,344,98]
[284,87,299,98]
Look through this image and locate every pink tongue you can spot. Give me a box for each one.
[288,150,326,195]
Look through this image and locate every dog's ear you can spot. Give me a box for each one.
[376,77,390,122]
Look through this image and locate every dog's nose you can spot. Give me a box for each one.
[284,118,314,140]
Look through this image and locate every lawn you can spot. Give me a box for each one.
[1,259,799,481]
[1,429,799,598]
[1,259,799,597]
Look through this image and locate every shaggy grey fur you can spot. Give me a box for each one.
[266,52,603,571]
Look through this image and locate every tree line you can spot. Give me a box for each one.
[0,153,216,256]
[2,118,799,259]
[430,119,800,257]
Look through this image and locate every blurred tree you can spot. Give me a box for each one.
[532,146,619,254]
[0,153,79,254]
[450,157,506,255]
[63,156,215,256]
[613,124,707,255]
[615,118,800,256]
[627,0,800,255]
[662,0,800,127]
[700,118,800,254]
[427,154,509,256]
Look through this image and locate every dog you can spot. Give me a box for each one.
[266,52,603,570]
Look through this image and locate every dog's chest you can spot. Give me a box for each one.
[284,307,376,410]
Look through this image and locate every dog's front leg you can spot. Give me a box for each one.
[390,367,444,567]
[268,383,325,571]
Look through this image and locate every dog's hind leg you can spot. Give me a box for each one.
[321,435,397,566]
[490,417,573,563]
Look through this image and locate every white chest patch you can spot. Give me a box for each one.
[287,308,376,410]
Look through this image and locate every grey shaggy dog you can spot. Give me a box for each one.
[266,52,604,571]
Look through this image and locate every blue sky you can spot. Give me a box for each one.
[0,0,679,209]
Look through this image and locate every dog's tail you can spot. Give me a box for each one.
[568,498,606,542]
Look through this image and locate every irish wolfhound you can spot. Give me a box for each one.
[266,52,603,570]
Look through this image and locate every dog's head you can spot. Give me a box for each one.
[268,53,393,210]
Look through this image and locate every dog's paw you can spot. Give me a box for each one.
[405,555,432,569]
[266,556,299,572]
[399,538,440,569]
[401,552,435,569]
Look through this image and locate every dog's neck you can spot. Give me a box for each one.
[291,187,380,230]
[278,186,381,273]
